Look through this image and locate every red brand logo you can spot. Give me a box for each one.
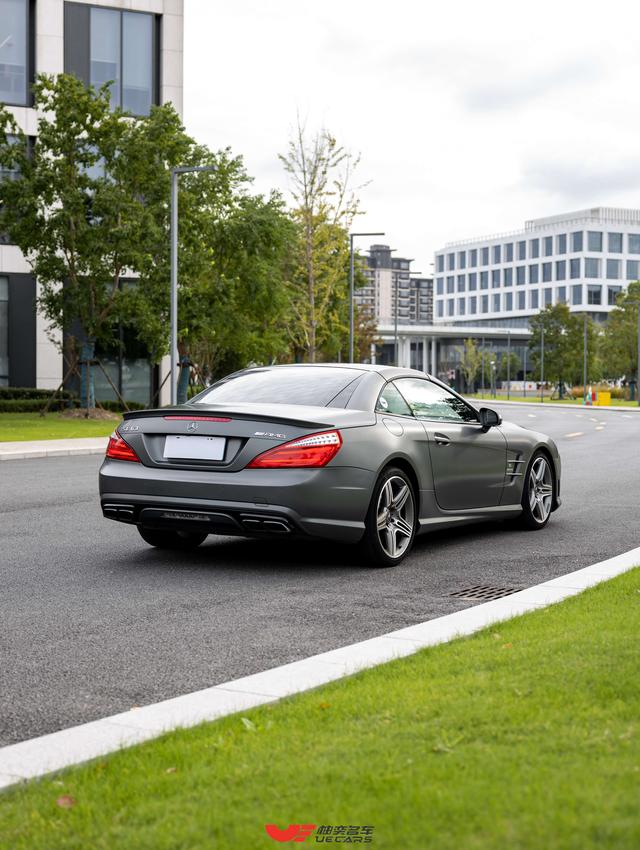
[265,824,318,842]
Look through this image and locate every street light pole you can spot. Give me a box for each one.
[348,231,384,363]
[170,164,217,406]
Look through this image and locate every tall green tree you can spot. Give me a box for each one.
[600,281,640,382]
[456,338,483,392]
[279,120,364,362]
[528,303,596,392]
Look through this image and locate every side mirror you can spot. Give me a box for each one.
[479,407,502,429]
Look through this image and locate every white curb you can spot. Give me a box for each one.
[1,545,639,791]
[0,437,109,461]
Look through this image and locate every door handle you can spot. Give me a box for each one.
[434,432,450,446]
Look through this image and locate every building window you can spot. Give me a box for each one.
[585,258,600,278]
[89,8,155,115]
[436,278,444,295]
[492,269,501,287]
[436,301,444,318]
[587,231,603,252]
[505,292,513,311]
[469,296,477,313]
[542,262,552,282]
[481,246,489,266]
[446,276,454,293]
[587,285,601,305]
[505,242,513,262]
[557,286,567,303]
[529,238,539,259]
[481,295,488,313]
[436,255,444,273]
[492,293,500,312]
[571,231,583,252]
[0,277,8,386]
[606,259,620,280]
[529,264,539,284]
[543,236,553,256]
[469,248,477,267]
[556,233,567,254]
[504,267,513,286]
[627,260,639,280]
[607,286,621,305]
[570,258,581,279]
[629,234,640,254]
[544,288,553,306]
[516,266,525,285]
[517,291,525,309]
[457,274,465,292]
[447,298,454,316]
[608,232,623,253]
[458,251,466,269]
[480,271,488,289]
[556,260,566,280]
[447,252,455,270]
[517,240,526,260]
[458,298,465,315]
[493,245,501,264]
[468,272,477,290]
[0,0,29,106]
[530,290,539,309]
[572,284,582,305]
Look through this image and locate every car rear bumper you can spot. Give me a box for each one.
[99,459,375,543]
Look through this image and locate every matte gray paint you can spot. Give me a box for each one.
[99,364,561,545]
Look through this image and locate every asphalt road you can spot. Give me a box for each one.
[1,403,639,746]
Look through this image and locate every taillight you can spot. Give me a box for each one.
[105,430,140,463]
[163,415,232,422]
[247,430,342,469]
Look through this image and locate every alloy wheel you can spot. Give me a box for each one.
[376,475,415,559]
[528,456,553,524]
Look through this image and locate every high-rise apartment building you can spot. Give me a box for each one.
[355,244,433,326]
[0,0,183,401]
[433,208,640,328]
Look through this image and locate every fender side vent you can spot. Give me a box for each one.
[450,584,523,601]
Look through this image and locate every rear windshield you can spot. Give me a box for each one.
[193,367,364,407]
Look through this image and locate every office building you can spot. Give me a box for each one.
[433,207,640,328]
[0,0,183,401]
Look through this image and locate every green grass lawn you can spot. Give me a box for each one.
[466,393,638,407]
[0,413,118,442]
[1,570,639,850]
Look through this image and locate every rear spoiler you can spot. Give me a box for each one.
[122,407,331,430]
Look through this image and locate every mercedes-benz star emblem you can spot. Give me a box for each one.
[187,421,198,432]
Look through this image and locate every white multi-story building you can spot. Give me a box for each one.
[433,208,640,328]
[0,0,183,402]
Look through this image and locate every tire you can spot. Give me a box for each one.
[137,527,208,549]
[519,452,554,530]
[358,466,417,567]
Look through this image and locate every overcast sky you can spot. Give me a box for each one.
[184,0,640,275]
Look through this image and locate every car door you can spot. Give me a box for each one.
[393,378,506,510]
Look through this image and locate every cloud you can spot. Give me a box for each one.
[522,157,640,202]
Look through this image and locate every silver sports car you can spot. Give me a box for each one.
[99,364,561,566]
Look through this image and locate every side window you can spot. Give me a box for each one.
[394,379,478,423]
[375,382,412,416]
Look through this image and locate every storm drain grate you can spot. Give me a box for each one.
[449,584,523,602]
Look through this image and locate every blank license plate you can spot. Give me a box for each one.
[163,435,226,461]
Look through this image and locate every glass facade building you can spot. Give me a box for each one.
[434,208,640,327]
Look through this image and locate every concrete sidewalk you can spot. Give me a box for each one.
[0,437,109,461]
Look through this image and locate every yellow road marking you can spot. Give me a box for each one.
[565,431,584,437]
[595,426,605,431]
